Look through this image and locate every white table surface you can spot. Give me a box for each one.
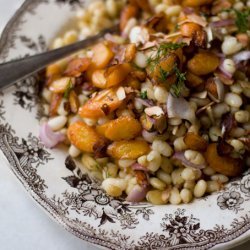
[0,1,249,250]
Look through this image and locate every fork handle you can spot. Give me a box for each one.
[0,25,118,89]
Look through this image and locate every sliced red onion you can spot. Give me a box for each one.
[216,78,225,102]
[213,52,225,58]
[219,59,233,79]
[135,98,154,107]
[192,91,208,99]
[196,101,215,115]
[142,130,157,143]
[126,185,148,203]
[172,152,206,169]
[215,71,234,85]
[132,163,149,172]
[167,94,196,123]
[183,7,194,15]
[39,123,65,149]
[145,106,164,117]
[209,77,225,103]
[210,19,235,28]
[233,51,250,64]
[186,14,207,27]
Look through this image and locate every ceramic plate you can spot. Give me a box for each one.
[1,1,250,249]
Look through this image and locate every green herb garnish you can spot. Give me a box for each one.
[147,42,186,70]
[64,79,73,99]
[140,90,148,99]
[103,167,110,179]
[170,66,186,98]
[159,66,170,82]
[94,163,102,172]
[222,8,250,33]
[234,9,250,33]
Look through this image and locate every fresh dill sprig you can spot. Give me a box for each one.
[159,66,170,82]
[147,42,186,71]
[170,66,186,98]
[63,79,73,99]
[234,9,250,33]
[222,8,250,33]
[140,90,148,99]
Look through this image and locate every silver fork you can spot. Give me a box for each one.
[0,25,119,89]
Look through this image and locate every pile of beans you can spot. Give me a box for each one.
[40,0,250,205]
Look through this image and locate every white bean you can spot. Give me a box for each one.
[206,181,221,193]
[169,187,182,205]
[154,86,168,103]
[106,0,118,18]
[184,150,206,165]
[156,170,172,184]
[180,188,193,204]
[194,180,207,198]
[184,180,195,190]
[48,116,67,131]
[102,178,127,197]
[171,169,184,185]
[203,166,216,176]
[42,88,52,103]
[209,126,222,142]
[52,38,64,49]
[118,159,136,168]
[229,139,245,154]
[165,5,181,17]
[146,190,166,205]
[137,155,148,166]
[181,168,196,181]
[155,3,168,13]
[81,154,99,172]
[221,36,242,55]
[173,137,188,152]
[134,52,147,68]
[235,111,249,123]
[230,83,243,94]
[213,103,230,118]
[224,93,243,108]
[63,30,78,45]
[147,151,162,172]
[149,177,167,190]
[168,118,182,126]
[211,174,229,183]
[222,59,236,74]
[152,140,173,157]
[105,163,119,178]
[69,145,81,158]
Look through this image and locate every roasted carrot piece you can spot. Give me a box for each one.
[49,93,62,116]
[120,4,138,31]
[67,121,105,153]
[107,140,150,159]
[78,88,123,119]
[105,63,132,88]
[97,116,142,141]
[204,143,244,177]
[91,43,114,69]
[64,58,91,77]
